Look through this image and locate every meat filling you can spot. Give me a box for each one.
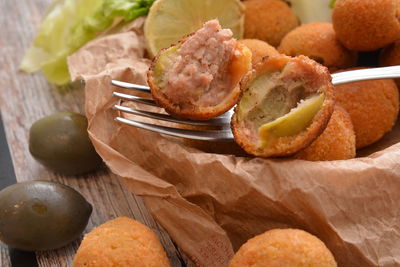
[162,20,237,108]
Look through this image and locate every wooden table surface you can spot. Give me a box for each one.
[0,1,191,266]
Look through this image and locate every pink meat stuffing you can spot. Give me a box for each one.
[163,20,237,107]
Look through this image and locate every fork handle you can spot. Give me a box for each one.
[331,66,400,85]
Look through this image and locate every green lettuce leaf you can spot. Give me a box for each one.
[20,0,155,86]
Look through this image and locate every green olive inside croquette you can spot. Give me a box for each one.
[231,55,335,157]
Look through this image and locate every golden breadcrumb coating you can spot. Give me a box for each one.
[148,20,252,120]
[296,105,356,161]
[278,23,357,71]
[333,69,399,149]
[244,0,299,47]
[229,228,337,267]
[73,217,171,267]
[231,55,335,158]
[332,0,400,51]
[238,39,280,68]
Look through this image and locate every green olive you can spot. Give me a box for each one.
[29,112,103,175]
[0,181,92,251]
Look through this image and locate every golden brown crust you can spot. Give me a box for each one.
[148,35,252,120]
[73,217,171,267]
[333,68,399,149]
[229,229,337,267]
[238,39,280,68]
[332,0,400,51]
[231,55,335,158]
[295,105,356,161]
[278,23,357,71]
[243,0,299,47]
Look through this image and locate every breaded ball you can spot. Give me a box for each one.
[148,19,252,120]
[73,217,171,267]
[278,23,357,71]
[332,0,400,51]
[334,69,399,149]
[229,229,337,267]
[379,41,400,87]
[238,39,280,68]
[244,0,299,47]
[231,55,335,158]
[296,105,356,161]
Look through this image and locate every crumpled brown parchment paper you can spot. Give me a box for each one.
[67,17,400,267]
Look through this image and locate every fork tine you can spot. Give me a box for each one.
[115,117,234,141]
[111,80,236,119]
[331,65,400,85]
[114,90,235,120]
[112,66,400,141]
[113,92,157,106]
[112,65,400,92]
[111,80,151,93]
[114,105,231,126]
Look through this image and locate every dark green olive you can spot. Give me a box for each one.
[29,112,103,175]
[0,181,92,251]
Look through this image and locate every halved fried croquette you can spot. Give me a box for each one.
[148,19,252,120]
[73,217,171,267]
[244,0,299,47]
[278,23,357,71]
[295,105,356,161]
[379,41,400,87]
[333,69,399,149]
[238,39,280,68]
[231,55,335,158]
[332,0,400,51]
[229,229,337,267]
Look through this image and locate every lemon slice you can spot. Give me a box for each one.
[144,0,244,57]
[287,0,332,24]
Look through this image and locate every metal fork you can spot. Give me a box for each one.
[112,66,400,141]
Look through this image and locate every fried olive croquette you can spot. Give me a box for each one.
[238,39,280,68]
[296,105,356,161]
[278,23,357,71]
[243,0,299,47]
[148,19,252,120]
[334,69,399,149]
[229,229,337,267]
[73,217,171,267]
[332,0,400,51]
[231,55,335,158]
[379,41,400,87]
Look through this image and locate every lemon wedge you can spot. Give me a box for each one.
[286,0,332,23]
[144,0,244,57]
[259,94,325,147]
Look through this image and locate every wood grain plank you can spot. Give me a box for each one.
[0,0,191,266]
